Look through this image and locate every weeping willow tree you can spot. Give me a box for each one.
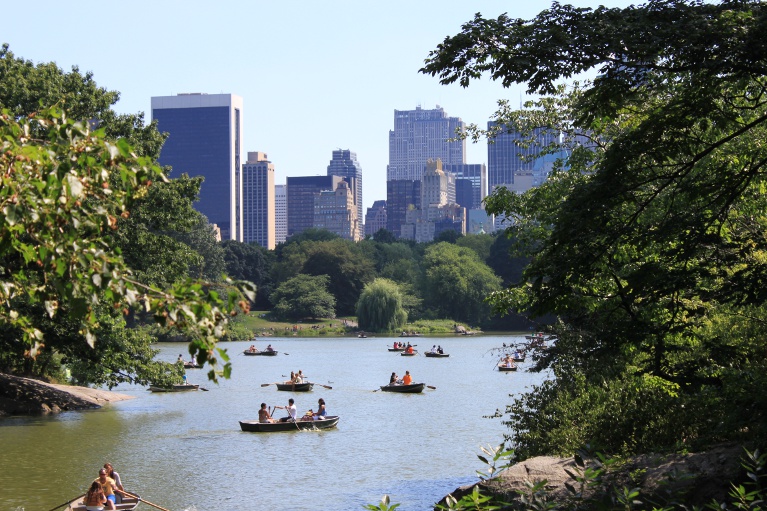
[356,278,408,333]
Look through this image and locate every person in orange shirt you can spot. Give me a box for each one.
[402,370,412,385]
[406,345,414,354]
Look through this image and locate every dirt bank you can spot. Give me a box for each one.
[0,373,134,417]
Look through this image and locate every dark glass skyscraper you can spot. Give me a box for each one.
[152,93,243,240]
[487,123,559,193]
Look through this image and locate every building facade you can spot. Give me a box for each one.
[443,163,487,210]
[487,123,560,193]
[152,93,243,240]
[327,149,363,232]
[364,200,387,237]
[241,152,275,249]
[275,184,287,245]
[313,181,360,241]
[387,105,466,182]
[386,179,421,235]
[286,175,344,238]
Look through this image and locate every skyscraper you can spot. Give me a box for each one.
[387,105,466,182]
[286,175,344,238]
[313,181,360,241]
[364,200,387,237]
[327,149,363,233]
[487,123,559,193]
[443,163,487,210]
[275,184,287,245]
[152,93,244,240]
[241,152,275,249]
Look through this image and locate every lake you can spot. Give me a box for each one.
[0,334,549,511]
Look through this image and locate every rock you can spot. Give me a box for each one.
[437,444,745,510]
[0,373,134,416]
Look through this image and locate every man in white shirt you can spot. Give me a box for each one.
[277,398,297,422]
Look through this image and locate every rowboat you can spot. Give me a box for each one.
[379,383,425,393]
[239,415,340,432]
[148,383,199,392]
[497,364,518,372]
[243,349,278,356]
[424,352,449,358]
[400,351,418,356]
[183,361,201,369]
[66,491,141,510]
[388,347,406,352]
[275,382,314,392]
[512,355,526,362]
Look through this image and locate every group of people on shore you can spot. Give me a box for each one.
[258,397,327,423]
[389,370,413,386]
[83,463,124,511]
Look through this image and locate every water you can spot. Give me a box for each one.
[0,335,548,511]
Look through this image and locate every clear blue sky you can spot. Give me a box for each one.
[5,0,634,211]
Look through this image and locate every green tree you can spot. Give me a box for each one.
[221,240,273,308]
[423,0,767,454]
[422,243,501,324]
[270,274,335,321]
[456,233,494,263]
[357,278,408,332]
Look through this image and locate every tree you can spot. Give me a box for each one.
[356,279,408,332]
[422,243,501,324]
[422,0,767,454]
[270,274,335,321]
[221,240,273,308]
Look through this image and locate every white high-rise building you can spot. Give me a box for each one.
[275,184,287,245]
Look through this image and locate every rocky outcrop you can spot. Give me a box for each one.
[438,444,745,509]
[0,373,134,417]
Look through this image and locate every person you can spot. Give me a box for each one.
[103,463,124,503]
[393,341,399,349]
[406,344,414,354]
[286,371,296,384]
[296,370,305,383]
[402,370,412,386]
[84,480,107,511]
[431,345,437,354]
[276,398,297,422]
[176,354,184,364]
[389,372,398,384]
[266,344,274,352]
[249,344,256,353]
[182,374,187,384]
[438,345,444,354]
[258,403,275,423]
[94,468,117,510]
[313,398,327,419]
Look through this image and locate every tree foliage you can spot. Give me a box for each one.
[270,274,335,321]
[356,278,408,332]
[424,0,767,454]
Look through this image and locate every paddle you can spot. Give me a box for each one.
[426,385,437,390]
[118,490,171,511]
[260,382,280,387]
[199,387,209,391]
[309,382,333,390]
[47,493,85,511]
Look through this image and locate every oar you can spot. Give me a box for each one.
[309,382,333,390]
[47,493,85,511]
[118,490,171,511]
[260,382,280,387]
[199,387,209,391]
[426,385,437,390]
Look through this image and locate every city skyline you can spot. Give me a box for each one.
[4,0,635,212]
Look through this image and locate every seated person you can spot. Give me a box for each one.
[258,403,275,423]
[313,398,327,420]
[84,481,107,511]
[402,371,413,385]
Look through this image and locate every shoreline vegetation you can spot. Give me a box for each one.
[235,311,487,338]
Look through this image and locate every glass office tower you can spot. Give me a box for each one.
[152,93,244,240]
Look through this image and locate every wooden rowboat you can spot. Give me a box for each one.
[379,383,425,393]
[275,382,314,392]
[239,415,340,432]
[243,349,278,356]
[497,364,518,372]
[424,352,449,358]
[400,351,418,356]
[66,491,141,510]
[388,347,406,352]
[148,383,199,392]
[183,361,201,369]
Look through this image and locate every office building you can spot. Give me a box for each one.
[241,152,274,249]
[314,181,360,241]
[487,123,560,193]
[152,93,244,240]
[275,184,287,244]
[443,163,487,210]
[387,105,466,182]
[286,175,344,238]
[327,150,363,230]
[364,200,387,237]
[386,179,421,235]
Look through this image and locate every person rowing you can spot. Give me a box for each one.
[275,398,297,422]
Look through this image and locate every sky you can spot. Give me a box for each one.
[4,0,635,212]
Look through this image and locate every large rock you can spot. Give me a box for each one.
[0,373,134,416]
[438,444,745,509]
